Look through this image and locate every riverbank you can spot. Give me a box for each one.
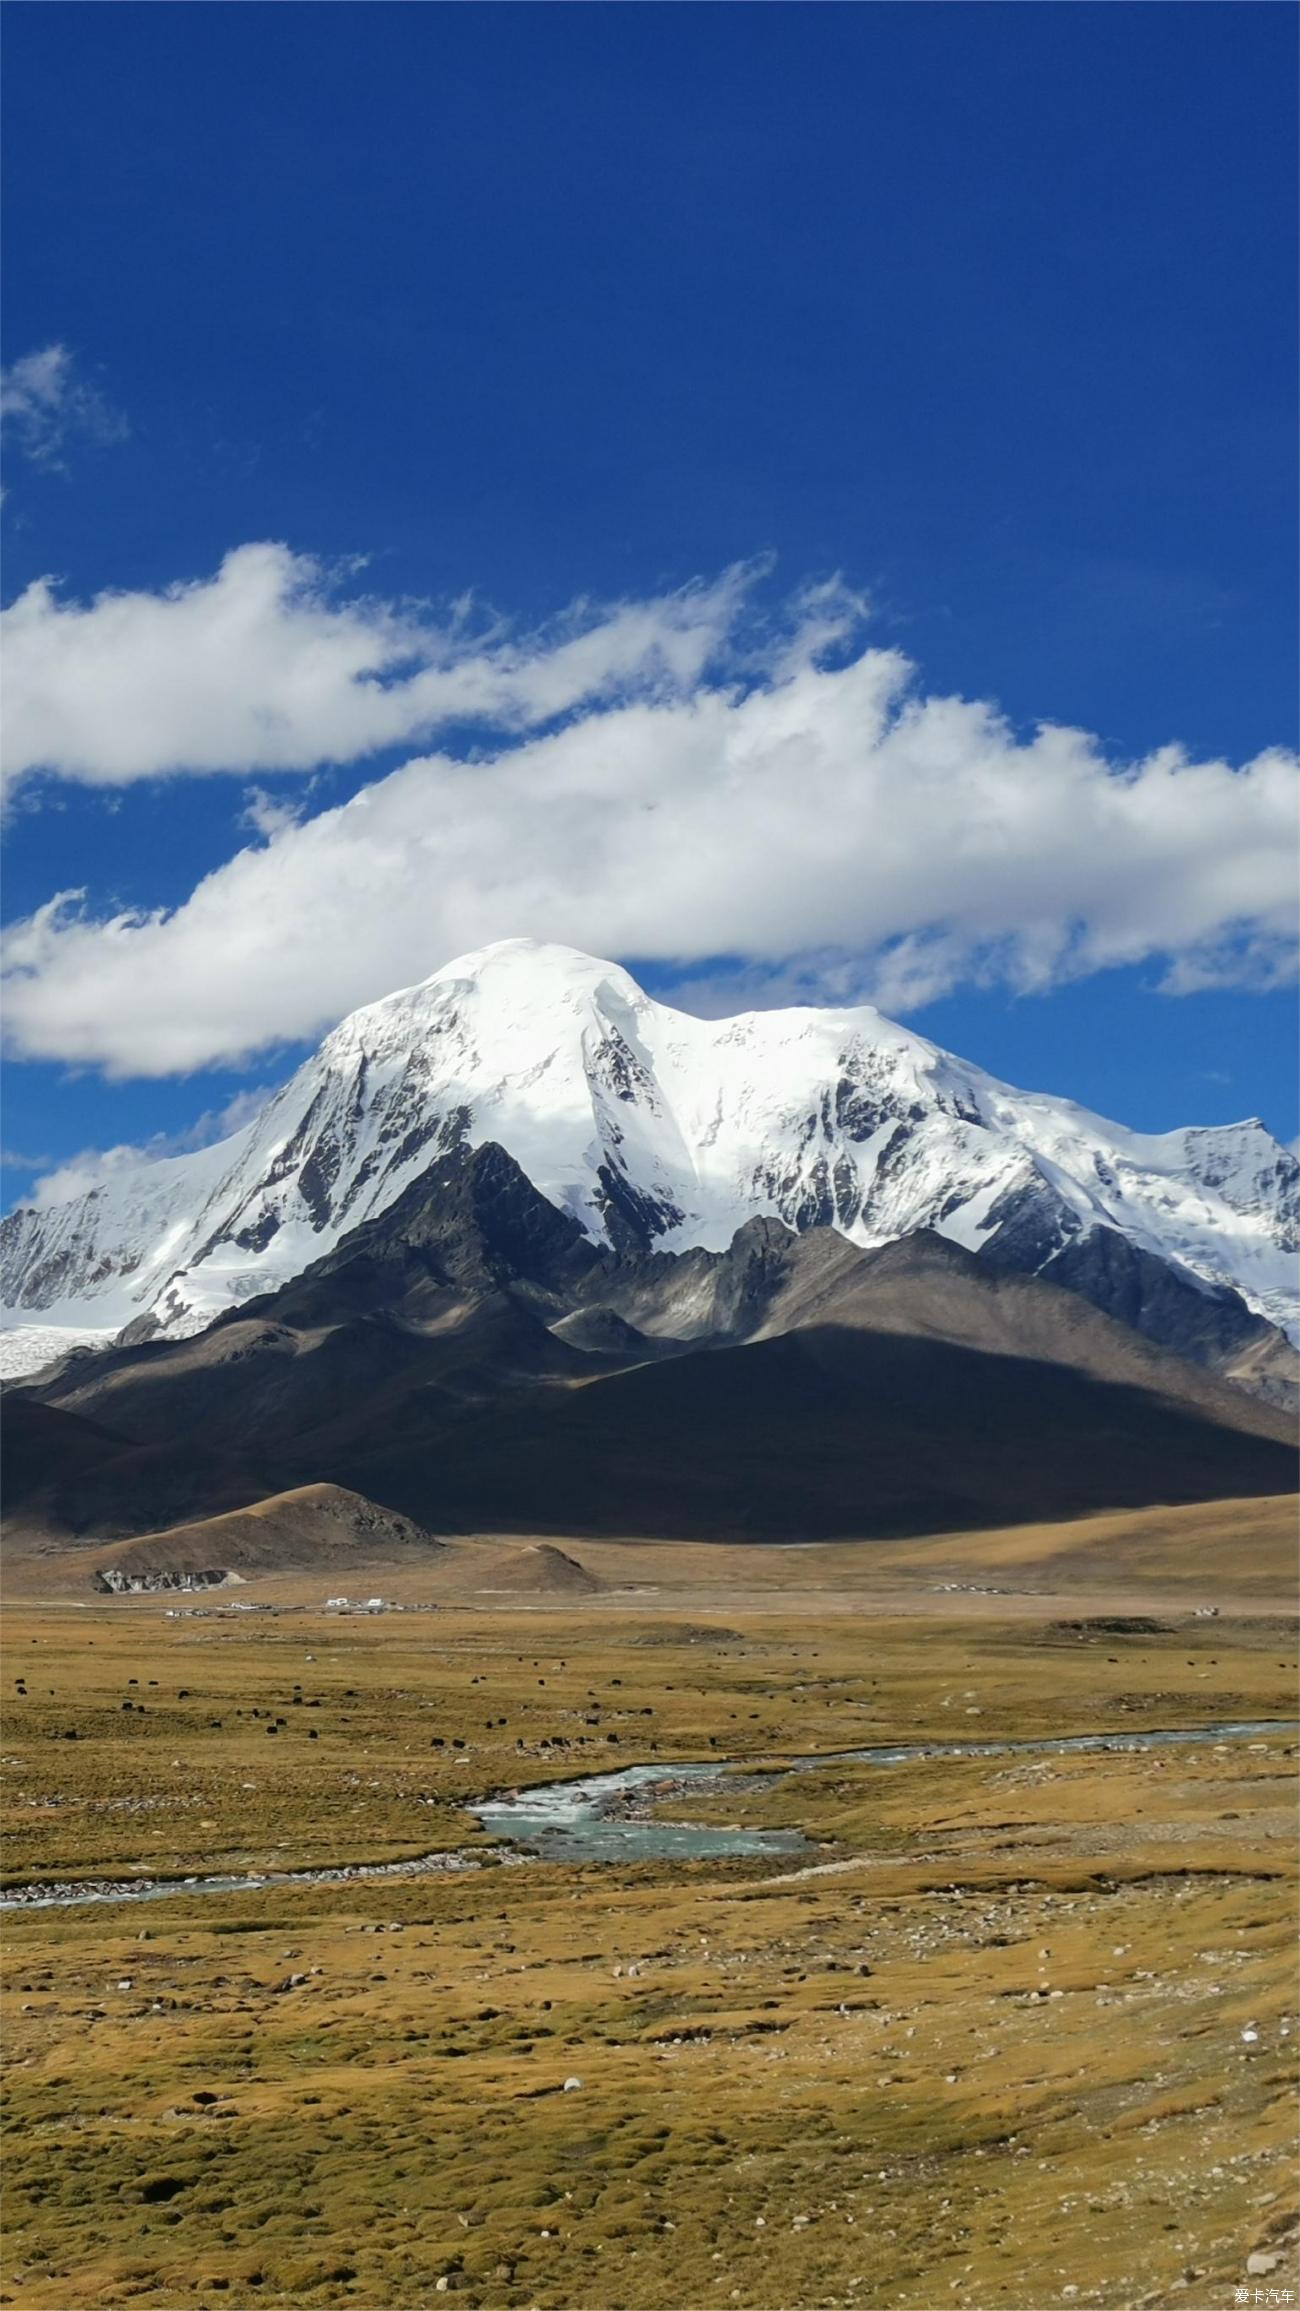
[2,1552,1296,2308]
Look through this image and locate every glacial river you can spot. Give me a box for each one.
[3,1718,1294,1912]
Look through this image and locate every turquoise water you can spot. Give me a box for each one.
[474,1761,806,1862]
[5,1718,1293,1909]
[470,1716,1298,1862]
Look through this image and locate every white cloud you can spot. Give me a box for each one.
[2,604,1295,1076]
[25,1087,275,1209]
[0,343,127,472]
[240,785,310,841]
[646,936,984,1020]
[0,542,757,792]
[1156,932,1299,997]
[26,1144,157,1210]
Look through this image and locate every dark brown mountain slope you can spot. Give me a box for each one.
[324,1323,1295,1543]
[1,1395,276,1546]
[6,1143,1293,1549]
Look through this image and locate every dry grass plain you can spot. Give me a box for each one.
[2,1497,1297,2311]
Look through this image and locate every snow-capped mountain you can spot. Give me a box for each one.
[3,939,1297,1368]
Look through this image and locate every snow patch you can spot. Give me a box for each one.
[3,938,1297,1344]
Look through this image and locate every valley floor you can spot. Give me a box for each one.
[1,1500,1297,2311]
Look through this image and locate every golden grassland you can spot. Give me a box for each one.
[11,1493,1298,1610]
[2,1510,1298,2311]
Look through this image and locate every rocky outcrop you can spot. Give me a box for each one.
[3,942,1296,1376]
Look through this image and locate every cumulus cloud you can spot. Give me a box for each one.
[0,343,127,471]
[0,542,759,791]
[3,612,1295,1076]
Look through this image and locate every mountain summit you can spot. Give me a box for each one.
[3,939,1297,1371]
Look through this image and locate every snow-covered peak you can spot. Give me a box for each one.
[427,935,651,1001]
[3,942,1297,1365]
[329,937,647,1038]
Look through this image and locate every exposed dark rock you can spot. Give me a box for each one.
[1037,1224,1280,1374]
[6,1144,1293,1556]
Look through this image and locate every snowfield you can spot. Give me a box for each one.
[0,1325,120,1381]
[3,939,1297,1362]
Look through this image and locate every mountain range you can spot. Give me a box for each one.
[3,940,1297,1377]
[2,942,1295,1561]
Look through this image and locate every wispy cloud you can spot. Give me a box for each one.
[1,560,1294,1076]
[23,1087,275,1209]
[0,343,128,473]
[0,542,761,792]
[240,785,310,841]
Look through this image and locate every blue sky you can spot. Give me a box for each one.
[2,3,1296,1208]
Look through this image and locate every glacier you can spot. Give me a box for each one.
[3,937,1297,1371]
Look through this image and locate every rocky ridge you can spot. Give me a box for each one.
[3,940,1296,1384]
